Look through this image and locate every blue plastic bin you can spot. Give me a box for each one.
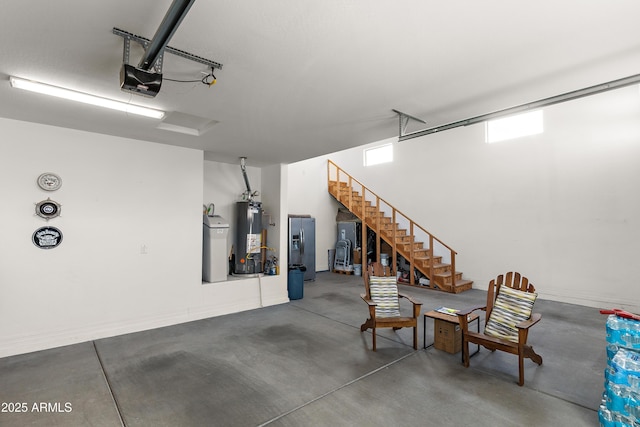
[288,267,304,300]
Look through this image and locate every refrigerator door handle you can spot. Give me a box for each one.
[300,228,305,256]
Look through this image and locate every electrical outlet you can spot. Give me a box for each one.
[140,245,148,255]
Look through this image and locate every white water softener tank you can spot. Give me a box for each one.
[203,215,229,282]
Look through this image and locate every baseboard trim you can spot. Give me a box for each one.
[0,300,272,359]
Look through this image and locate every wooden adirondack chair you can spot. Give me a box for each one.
[360,262,422,351]
[457,272,542,386]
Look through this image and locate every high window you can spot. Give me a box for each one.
[364,143,393,166]
[485,110,544,143]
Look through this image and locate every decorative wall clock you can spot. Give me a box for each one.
[37,173,62,191]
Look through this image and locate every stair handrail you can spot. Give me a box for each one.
[328,160,458,286]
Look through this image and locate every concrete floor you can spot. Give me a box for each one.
[0,271,606,426]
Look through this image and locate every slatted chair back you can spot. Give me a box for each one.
[363,262,394,299]
[486,272,537,321]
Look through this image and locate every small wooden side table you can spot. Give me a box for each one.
[423,310,480,362]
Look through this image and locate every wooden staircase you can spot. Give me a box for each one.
[328,160,473,293]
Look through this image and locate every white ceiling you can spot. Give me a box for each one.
[1,1,639,167]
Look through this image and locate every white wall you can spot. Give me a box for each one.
[0,119,289,358]
[289,85,640,311]
[288,158,342,272]
[259,163,289,305]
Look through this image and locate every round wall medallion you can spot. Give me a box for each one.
[37,173,62,191]
[35,198,62,220]
[32,226,63,249]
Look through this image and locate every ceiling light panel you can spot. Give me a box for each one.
[9,76,165,119]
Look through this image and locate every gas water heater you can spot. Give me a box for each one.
[234,200,263,275]
[233,157,263,275]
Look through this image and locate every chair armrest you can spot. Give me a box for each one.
[516,312,542,329]
[398,293,423,319]
[397,292,422,306]
[361,293,378,319]
[360,294,377,306]
[456,305,486,317]
[456,306,486,333]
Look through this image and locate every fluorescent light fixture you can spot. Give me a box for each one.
[485,110,543,143]
[9,76,165,119]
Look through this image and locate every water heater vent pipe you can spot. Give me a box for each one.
[240,157,253,200]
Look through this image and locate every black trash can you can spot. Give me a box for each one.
[288,265,306,300]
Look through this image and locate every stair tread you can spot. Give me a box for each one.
[385,230,408,236]
[452,280,474,293]
[433,271,463,277]
[430,263,450,268]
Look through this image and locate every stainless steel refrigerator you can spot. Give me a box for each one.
[288,215,316,281]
